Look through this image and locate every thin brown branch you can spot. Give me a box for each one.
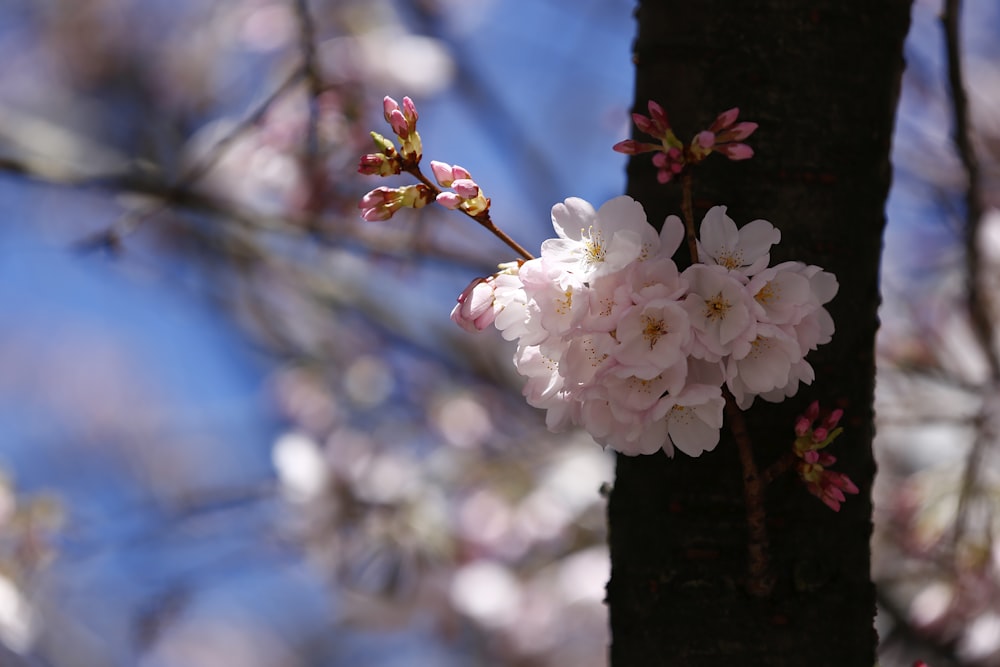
[726,393,774,596]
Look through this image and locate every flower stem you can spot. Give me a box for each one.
[679,170,773,596]
[681,170,698,263]
[406,166,535,261]
[726,394,775,596]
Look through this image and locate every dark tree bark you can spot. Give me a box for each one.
[608,2,912,665]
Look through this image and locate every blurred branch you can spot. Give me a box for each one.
[942,0,1000,562]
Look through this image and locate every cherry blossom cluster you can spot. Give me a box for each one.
[793,401,858,511]
[613,101,757,183]
[452,197,838,457]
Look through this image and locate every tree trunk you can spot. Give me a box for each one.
[607,2,912,665]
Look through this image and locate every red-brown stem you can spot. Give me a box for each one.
[679,171,773,596]
[726,394,775,596]
[407,166,535,261]
[681,170,698,263]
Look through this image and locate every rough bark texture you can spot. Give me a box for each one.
[607,2,912,665]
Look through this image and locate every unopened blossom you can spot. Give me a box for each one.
[792,401,857,511]
[429,161,472,188]
[432,163,490,216]
[697,206,781,278]
[451,277,498,332]
[357,132,402,176]
[689,107,758,162]
[358,184,434,221]
[382,96,422,161]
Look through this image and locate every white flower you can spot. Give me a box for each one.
[613,298,690,379]
[696,206,780,278]
[653,383,725,457]
[541,196,658,280]
[682,264,756,360]
[725,325,803,408]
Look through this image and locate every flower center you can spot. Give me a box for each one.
[717,250,743,270]
[642,315,668,350]
[755,281,778,305]
[704,292,732,321]
[582,226,606,265]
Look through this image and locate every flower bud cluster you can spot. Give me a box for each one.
[614,102,757,183]
[431,161,490,217]
[357,96,421,178]
[793,401,858,511]
[452,196,838,457]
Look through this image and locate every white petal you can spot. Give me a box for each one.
[699,206,737,257]
[551,197,596,240]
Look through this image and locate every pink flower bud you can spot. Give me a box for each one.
[717,143,754,160]
[812,427,828,443]
[450,277,498,332]
[709,107,740,132]
[794,416,811,437]
[452,178,480,199]
[388,108,409,138]
[613,139,660,155]
[359,186,400,221]
[402,96,419,125]
[695,131,715,150]
[647,100,670,133]
[430,160,454,187]
[632,112,656,136]
[383,96,400,122]
[723,121,758,142]
[436,192,463,209]
[823,408,844,430]
[451,165,472,181]
[804,400,820,422]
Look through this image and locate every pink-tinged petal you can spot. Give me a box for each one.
[451,164,473,181]
[430,160,453,186]
[659,215,685,258]
[698,206,739,258]
[738,219,781,264]
[551,197,597,240]
[656,170,671,184]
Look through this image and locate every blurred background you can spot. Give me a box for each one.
[0,0,998,665]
